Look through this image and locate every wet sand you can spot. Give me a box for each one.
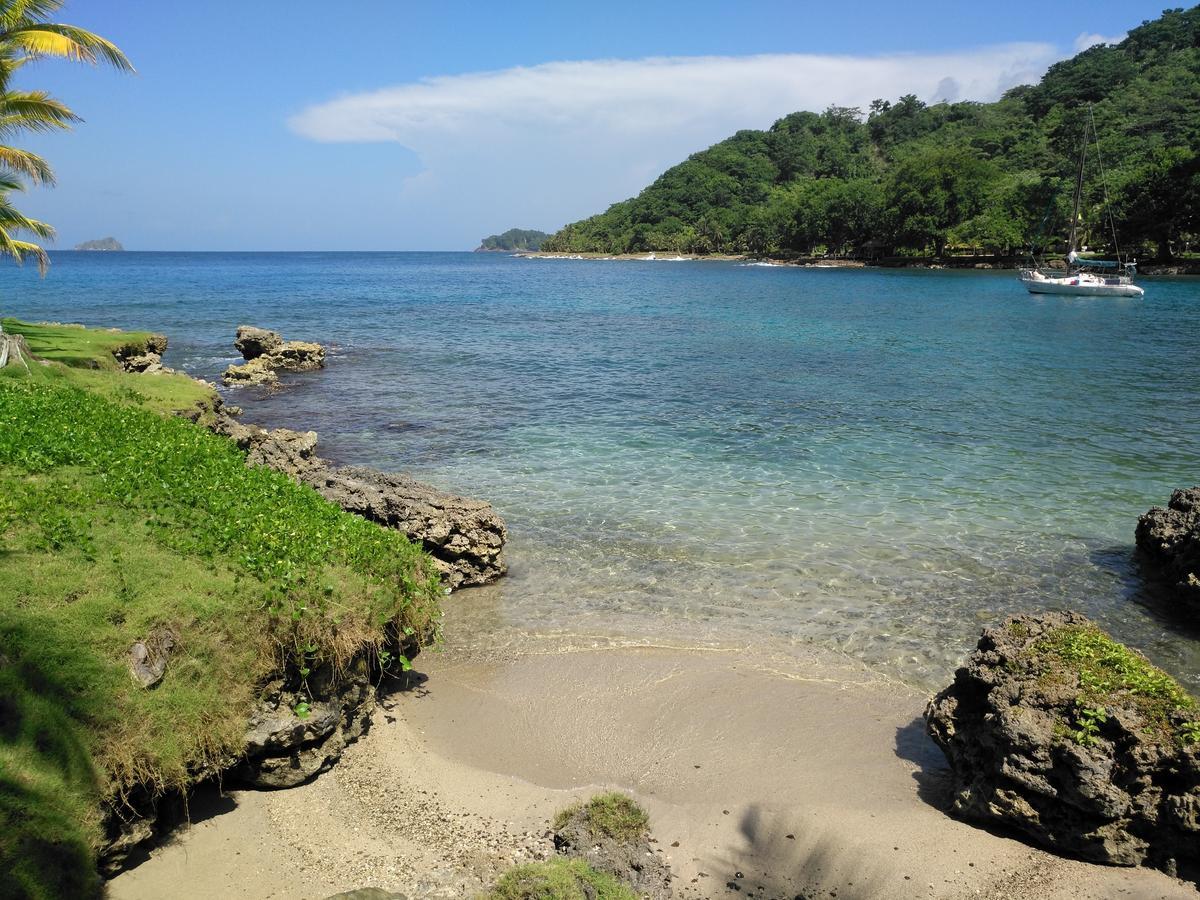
[109,625,1198,900]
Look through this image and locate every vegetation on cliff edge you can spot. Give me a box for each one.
[0,323,441,897]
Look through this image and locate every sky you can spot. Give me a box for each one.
[12,1,1174,251]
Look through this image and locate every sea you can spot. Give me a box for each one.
[6,251,1199,688]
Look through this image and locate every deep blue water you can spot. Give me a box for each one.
[6,251,1199,685]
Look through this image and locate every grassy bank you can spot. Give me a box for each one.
[0,322,440,898]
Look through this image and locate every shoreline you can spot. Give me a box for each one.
[109,608,1200,900]
[514,251,1200,275]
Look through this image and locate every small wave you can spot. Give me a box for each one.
[740,261,782,268]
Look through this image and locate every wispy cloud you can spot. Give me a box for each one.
[290,46,1061,247]
[1073,31,1127,52]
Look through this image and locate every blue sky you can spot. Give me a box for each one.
[14,1,1173,250]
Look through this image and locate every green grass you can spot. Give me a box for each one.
[0,334,442,896]
[1019,621,1198,746]
[484,858,637,900]
[2,318,214,417]
[552,792,650,843]
[2,318,159,370]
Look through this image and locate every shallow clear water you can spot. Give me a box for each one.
[6,252,1200,687]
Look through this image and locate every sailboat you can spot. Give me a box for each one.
[1018,108,1144,298]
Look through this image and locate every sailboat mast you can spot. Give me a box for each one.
[1068,129,1087,255]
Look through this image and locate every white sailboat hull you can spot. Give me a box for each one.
[1019,269,1144,298]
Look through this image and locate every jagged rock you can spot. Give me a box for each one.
[271,340,325,372]
[238,659,375,789]
[223,357,280,387]
[234,325,282,360]
[553,796,672,900]
[128,627,177,688]
[926,611,1200,875]
[225,327,325,385]
[1137,488,1200,603]
[305,465,507,588]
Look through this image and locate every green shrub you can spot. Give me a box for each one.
[553,792,649,843]
[485,858,636,900]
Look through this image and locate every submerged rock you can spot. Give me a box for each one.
[926,611,1200,875]
[223,325,325,386]
[1136,487,1200,604]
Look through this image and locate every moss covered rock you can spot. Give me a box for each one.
[926,611,1200,875]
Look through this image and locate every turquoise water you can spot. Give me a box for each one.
[6,252,1200,686]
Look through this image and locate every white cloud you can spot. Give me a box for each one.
[290,46,1061,248]
[1073,31,1127,52]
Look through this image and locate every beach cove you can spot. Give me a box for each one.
[5,252,1200,898]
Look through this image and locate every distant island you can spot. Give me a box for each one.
[75,237,124,251]
[475,228,549,252]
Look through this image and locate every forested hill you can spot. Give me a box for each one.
[545,7,1200,261]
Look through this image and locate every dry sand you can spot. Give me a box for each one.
[109,630,1199,900]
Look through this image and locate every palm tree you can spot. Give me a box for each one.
[0,0,132,276]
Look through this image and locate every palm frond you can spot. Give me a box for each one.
[0,199,54,238]
[0,90,77,135]
[0,145,51,183]
[0,1,66,31]
[0,169,29,191]
[5,24,133,72]
[0,222,50,275]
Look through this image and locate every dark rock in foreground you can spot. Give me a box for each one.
[1137,488,1200,603]
[926,611,1200,875]
[204,401,507,589]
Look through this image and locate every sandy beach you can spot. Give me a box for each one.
[108,596,1199,900]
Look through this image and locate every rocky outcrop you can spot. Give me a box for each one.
[239,658,375,789]
[233,325,283,359]
[204,405,507,589]
[112,334,172,375]
[553,795,672,900]
[926,611,1200,877]
[308,466,507,588]
[99,653,387,873]
[1136,488,1200,603]
[223,325,325,386]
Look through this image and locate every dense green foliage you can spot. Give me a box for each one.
[477,228,550,251]
[0,327,440,896]
[546,7,1200,260]
[486,858,637,900]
